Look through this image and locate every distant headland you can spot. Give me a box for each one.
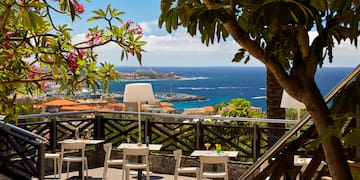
[119,68,187,80]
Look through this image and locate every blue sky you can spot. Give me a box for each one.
[60,0,359,67]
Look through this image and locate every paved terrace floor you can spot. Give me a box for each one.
[0,167,196,180]
[42,167,197,180]
[1,167,198,180]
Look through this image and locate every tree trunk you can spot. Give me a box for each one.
[298,81,352,180]
[266,68,286,138]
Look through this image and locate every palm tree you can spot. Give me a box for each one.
[266,70,286,138]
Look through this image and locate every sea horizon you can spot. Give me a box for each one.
[109,66,354,112]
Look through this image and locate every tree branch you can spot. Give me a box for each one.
[203,0,266,62]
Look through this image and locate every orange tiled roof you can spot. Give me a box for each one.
[202,106,214,112]
[160,102,173,107]
[42,99,79,106]
[60,104,98,111]
[161,107,176,111]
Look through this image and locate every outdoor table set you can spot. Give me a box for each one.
[118,142,163,180]
[58,138,105,179]
[190,144,238,180]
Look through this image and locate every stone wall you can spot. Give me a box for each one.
[44,150,252,180]
[149,153,251,180]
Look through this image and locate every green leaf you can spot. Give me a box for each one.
[87,16,103,22]
[92,9,106,17]
[106,4,111,15]
[68,0,76,22]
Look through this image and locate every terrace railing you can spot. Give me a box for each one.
[17,111,300,163]
[0,120,47,180]
[0,110,305,179]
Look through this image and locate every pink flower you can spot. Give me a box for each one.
[6,53,13,60]
[85,31,103,45]
[32,65,39,73]
[94,31,100,40]
[67,50,79,70]
[87,40,94,45]
[6,31,15,36]
[69,60,78,70]
[72,1,85,14]
[135,24,143,35]
[128,29,136,34]
[78,49,86,58]
[129,48,135,56]
[126,20,134,28]
[29,72,35,79]
[40,83,47,91]
[2,41,11,47]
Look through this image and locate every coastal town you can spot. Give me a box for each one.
[29,68,211,115]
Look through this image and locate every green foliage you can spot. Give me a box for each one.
[159,0,360,67]
[330,77,360,149]
[159,0,230,46]
[214,98,264,118]
[285,109,307,120]
[0,1,146,122]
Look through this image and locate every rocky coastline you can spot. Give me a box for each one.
[106,92,207,102]
[155,92,207,102]
[119,68,187,80]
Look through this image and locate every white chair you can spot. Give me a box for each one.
[174,149,200,180]
[123,147,150,180]
[103,143,123,180]
[45,153,61,178]
[200,155,229,180]
[60,142,88,180]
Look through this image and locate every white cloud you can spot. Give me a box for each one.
[138,20,157,33]
[143,31,238,53]
[308,31,359,67]
[71,28,359,67]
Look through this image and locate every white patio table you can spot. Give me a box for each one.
[117,143,162,151]
[117,143,162,180]
[59,139,104,145]
[191,150,238,178]
[190,150,238,157]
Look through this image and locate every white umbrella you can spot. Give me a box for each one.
[280,90,305,120]
[123,83,156,143]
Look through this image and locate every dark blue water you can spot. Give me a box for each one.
[109,66,353,112]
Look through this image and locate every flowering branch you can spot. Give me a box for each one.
[0,0,147,121]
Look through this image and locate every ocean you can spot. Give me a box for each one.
[109,66,354,112]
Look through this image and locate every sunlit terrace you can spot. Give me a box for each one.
[0,110,299,180]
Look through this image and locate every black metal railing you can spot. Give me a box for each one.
[0,110,304,179]
[0,121,46,180]
[17,111,299,162]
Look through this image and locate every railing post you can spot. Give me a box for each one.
[49,117,57,152]
[0,129,5,167]
[145,118,151,143]
[94,115,105,140]
[253,124,260,161]
[37,143,46,180]
[196,121,201,150]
